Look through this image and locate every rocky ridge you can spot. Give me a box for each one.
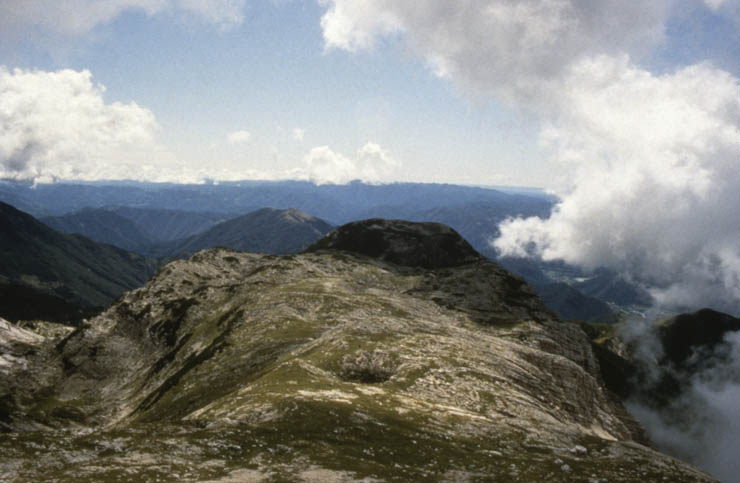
[0,220,714,481]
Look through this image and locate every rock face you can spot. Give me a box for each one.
[0,221,714,481]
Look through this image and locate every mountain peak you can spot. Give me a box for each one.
[306,218,482,268]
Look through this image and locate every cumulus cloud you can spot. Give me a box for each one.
[318,0,740,313]
[0,66,178,183]
[302,142,400,185]
[320,0,403,52]
[494,57,740,311]
[320,0,670,102]
[0,0,247,38]
[227,130,252,144]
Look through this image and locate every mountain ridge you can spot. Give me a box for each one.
[0,219,714,481]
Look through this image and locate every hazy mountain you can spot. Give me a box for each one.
[42,206,233,252]
[41,208,154,252]
[0,180,554,224]
[584,308,740,411]
[0,220,712,481]
[573,269,653,307]
[0,202,159,312]
[0,180,647,316]
[150,207,333,257]
[107,206,231,243]
[532,282,614,322]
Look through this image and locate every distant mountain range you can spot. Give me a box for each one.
[42,207,233,252]
[0,179,553,223]
[41,208,155,252]
[148,207,333,257]
[0,179,656,321]
[42,205,334,257]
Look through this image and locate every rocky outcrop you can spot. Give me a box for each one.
[0,221,715,481]
[306,218,481,268]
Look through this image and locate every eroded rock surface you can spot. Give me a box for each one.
[0,222,715,481]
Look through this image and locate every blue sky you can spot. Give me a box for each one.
[0,0,738,188]
[0,0,540,186]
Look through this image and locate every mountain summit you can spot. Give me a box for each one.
[0,220,713,481]
[306,218,482,268]
[151,207,333,257]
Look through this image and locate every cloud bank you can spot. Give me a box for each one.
[319,0,740,313]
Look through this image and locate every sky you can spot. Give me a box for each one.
[0,1,737,188]
[0,0,543,186]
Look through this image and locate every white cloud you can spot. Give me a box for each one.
[302,142,400,185]
[0,68,399,186]
[354,141,400,182]
[319,0,670,102]
[320,0,403,52]
[0,66,179,183]
[318,1,740,313]
[0,0,247,38]
[293,128,305,142]
[302,145,356,185]
[495,57,740,312]
[227,130,252,144]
